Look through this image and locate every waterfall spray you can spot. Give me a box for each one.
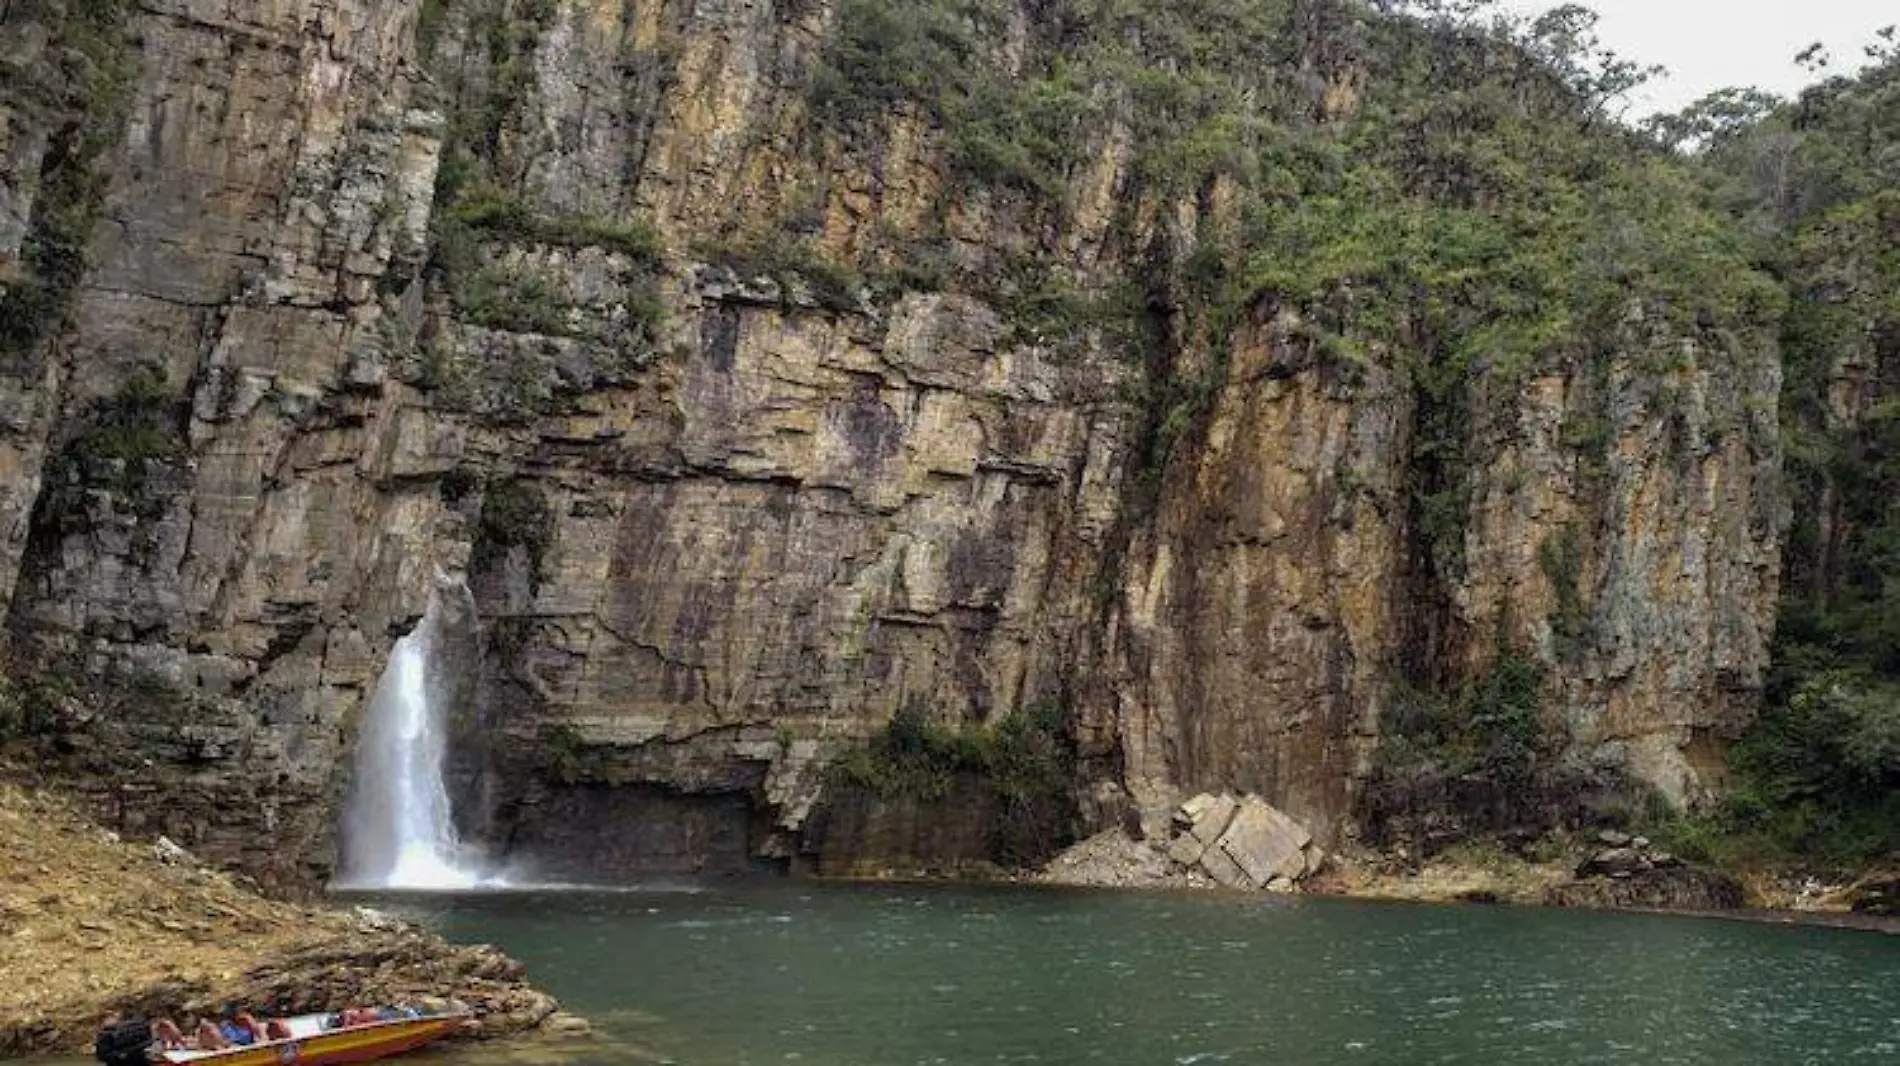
[334,583,490,890]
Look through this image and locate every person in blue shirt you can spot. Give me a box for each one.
[217,1013,265,1047]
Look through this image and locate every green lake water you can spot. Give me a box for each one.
[375,881,1899,1066]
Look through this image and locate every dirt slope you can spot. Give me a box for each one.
[0,783,572,1058]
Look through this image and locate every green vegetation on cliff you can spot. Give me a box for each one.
[808,0,1777,575]
[407,0,666,420]
[826,704,1079,865]
[803,0,1800,855]
[1378,652,1549,788]
[0,672,74,745]
[810,0,1088,199]
[26,370,189,570]
[470,476,555,591]
[1672,40,1900,868]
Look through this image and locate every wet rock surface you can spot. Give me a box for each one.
[0,783,573,1058]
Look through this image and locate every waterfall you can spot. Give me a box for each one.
[334,585,490,890]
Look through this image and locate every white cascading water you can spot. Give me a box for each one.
[334,589,490,891]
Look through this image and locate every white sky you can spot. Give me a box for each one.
[1494,0,1895,115]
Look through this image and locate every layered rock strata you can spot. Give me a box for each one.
[0,0,1786,884]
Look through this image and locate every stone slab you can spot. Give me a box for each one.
[1197,841,1253,889]
[1188,793,1240,846]
[1167,832,1208,867]
[1179,792,1217,821]
[1216,797,1312,888]
[1302,845,1327,879]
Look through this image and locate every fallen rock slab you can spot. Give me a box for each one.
[1166,831,1209,868]
[1217,798,1313,889]
[1184,794,1240,846]
[1199,840,1255,889]
[1165,793,1326,891]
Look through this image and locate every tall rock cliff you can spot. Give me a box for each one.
[0,0,1787,886]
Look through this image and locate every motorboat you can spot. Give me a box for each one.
[95,1007,472,1066]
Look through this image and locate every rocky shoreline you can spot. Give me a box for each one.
[5,776,1890,1063]
[0,784,581,1060]
[1035,826,1899,932]
[1029,794,1897,933]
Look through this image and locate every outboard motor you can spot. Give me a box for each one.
[94,1020,154,1066]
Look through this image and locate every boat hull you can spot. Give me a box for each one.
[158,1015,468,1066]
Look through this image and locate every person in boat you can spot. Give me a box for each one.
[95,1015,161,1066]
[264,1018,293,1042]
[194,1019,230,1050]
[151,1019,188,1051]
[229,1013,269,1046]
[215,1017,250,1047]
[376,1007,421,1022]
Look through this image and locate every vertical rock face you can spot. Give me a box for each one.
[1094,317,1781,840]
[1,0,450,887]
[1095,311,1409,836]
[464,282,1128,868]
[1455,326,1783,805]
[0,0,1786,885]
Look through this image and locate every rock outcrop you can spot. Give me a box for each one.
[0,0,1787,887]
[1542,831,1744,912]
